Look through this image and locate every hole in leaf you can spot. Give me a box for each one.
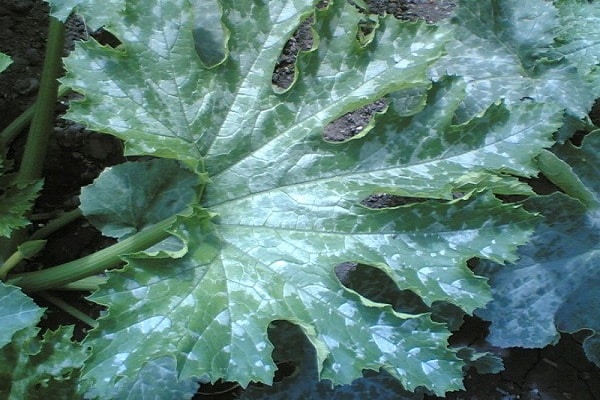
[194,380,241,398]
[323,99,387,142]
[360,192,428,208]
[334,263,429,315]
[90,28,121,48]
[569,130,589,147]
[588,98,600,127]
[273,360,298,382]
[272,16,314,91]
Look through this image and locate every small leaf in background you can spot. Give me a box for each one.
[0,326,88,400]
[0,52,11,73]
[0,166,43,239]
[0,283,45,348]
[79,159,199,240]
[476,131,600,367]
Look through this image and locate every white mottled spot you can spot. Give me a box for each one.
[322,335,340,349]
[113,353,129,375]
[215,310,230,326]
[130,286,148,300]
[256,341,267,352]
[332,362,342,373]
[137,316,171,334]
[408,347,421,357]
[411,42,425,51]
[422,360,440,375]
[337,303,357,318]
[373,330,397,354]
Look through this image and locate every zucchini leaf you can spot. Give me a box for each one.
[476,131,600,367]
[62,0,563,397]
[0,283,45,348]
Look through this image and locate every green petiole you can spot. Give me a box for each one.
[7,214,177,292]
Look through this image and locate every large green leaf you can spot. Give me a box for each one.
[434,0,595,121]
[63,0,562,397]
[0,326,88,400]
[0,283,45,348]
[476,131,600,367]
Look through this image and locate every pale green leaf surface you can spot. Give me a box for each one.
[80,159,198,240]
[44,0,124,28]
[555,0,600,77]
[84,356,199,400]
[434,0,595,120]
[0,52,11,73]
[476,132,600,366]
[192,0,228,68]
[62,0,448,169]
[62,0,559,396]
[0,326,88,400]
[0,283,44,348]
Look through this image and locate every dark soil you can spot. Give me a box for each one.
[1,1,599,399]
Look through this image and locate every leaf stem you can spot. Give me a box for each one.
[29,208,83,240]
[38,291,98,328]
[7,215,177,293]
[0,17,66,263]
[56,275,108,291]
[0,240,47,280]
[0,86,69,150]
[19,17,65,181]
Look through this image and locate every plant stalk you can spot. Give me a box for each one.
[57,275,108,291]
[18,17,65,181]
[29,208,82,240]
[0,86,69,150]
[0,17,65,264]
[8,215,177,292]
[38,291,98,328]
